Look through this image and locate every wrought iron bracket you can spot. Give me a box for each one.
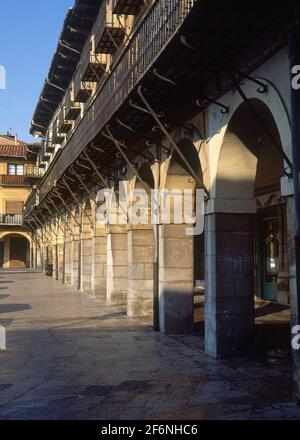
[137,86,209,196]
[53,189,81,228]
[226,69,293,172]
[32,213,52,241]
[82,150,107,188]
[102,126,150,193]
[227,66,268,94]
[196,97,229,114]
[47,199,74,235]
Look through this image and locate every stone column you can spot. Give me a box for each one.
[127,225,154,317]
[53,244,58,279]
[64,214,73,285]
[65,240,72,285]
[159,224,194,333]
[71,210,81,290]
[286,196,300,396]
[57,242,64,282]
[205,211,255,358]
[106,225,128,304]
[92,227,107,298]
[81,236,93,292]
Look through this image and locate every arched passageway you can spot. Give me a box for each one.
[206,98,289,358]
[0,233,30,268]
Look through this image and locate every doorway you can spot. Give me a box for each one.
[9,236,28,268]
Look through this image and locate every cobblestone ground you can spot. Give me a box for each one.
[0,271,299,420]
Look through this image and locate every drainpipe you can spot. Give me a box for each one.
[62,214,67,284]
[153,144,160,331]
[78,208,82,291]
[289,25,300,401]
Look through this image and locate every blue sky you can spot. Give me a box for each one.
[0,0,73,142]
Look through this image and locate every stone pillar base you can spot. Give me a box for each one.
[106,226,128,305]
[159,224,194,334]
[127,227,154,318]
[205,213,255,358]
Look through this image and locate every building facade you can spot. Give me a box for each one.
[24,1,300,394]
[0,134,41,268]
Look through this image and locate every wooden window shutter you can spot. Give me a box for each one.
[5,201,24,215]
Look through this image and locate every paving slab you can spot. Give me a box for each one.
[0,272,299,420]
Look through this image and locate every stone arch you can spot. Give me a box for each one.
[0,233,30,268]
[160,137,206,191]
[205,97,288,359]
[208,77,291,200]
[216,98,284,203]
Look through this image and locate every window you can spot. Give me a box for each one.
[8,164,24,176]
[5,201,24,215]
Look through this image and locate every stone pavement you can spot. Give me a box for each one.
[0,271,299,420]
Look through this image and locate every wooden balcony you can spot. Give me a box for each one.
[94,1,126,54]
[64,88,81,120]
[39,143,52,167]
[42,152,51,162]
[82,51,107,82]
[0,175,26,186]
[24,166,44,185]
[45,141,55,153]
[112,0,144,15]
[57,108,73,135]
[29,0,197,208]
[52,118,65,144]
[74,66,94,103]
[73,36,107,103]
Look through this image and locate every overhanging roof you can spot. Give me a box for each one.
[30,0,102,137]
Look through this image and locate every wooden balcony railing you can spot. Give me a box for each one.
[64,88,81,120]
[45,141,55,154]
[25,166,44,180]
[112,0,144,15]
[32,0,197,206]
[57,107,73,134]
[0,175,26,186]
[94,0,126,54]
[73,36,107,103]
[52,117,65,144]
[0,214,23,225]
[73,68,94,103]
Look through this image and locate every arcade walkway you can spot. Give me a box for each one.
[0,271,299,420]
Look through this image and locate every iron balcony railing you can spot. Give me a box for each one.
[0,174,26,186]
[34,0,197,204]
[0,214,23,225]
